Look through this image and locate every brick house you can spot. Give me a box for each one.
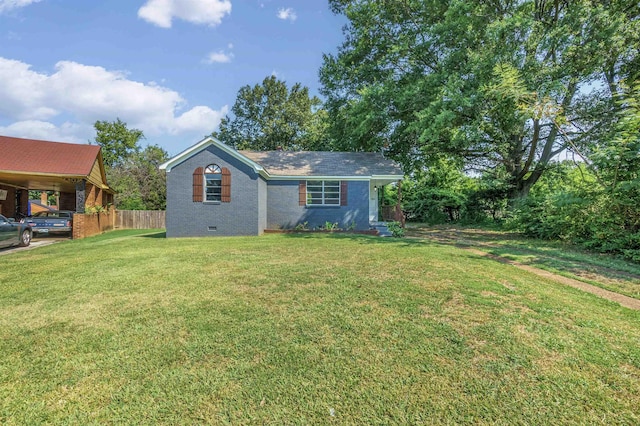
[0,135,114,219]
[159,137,404,237]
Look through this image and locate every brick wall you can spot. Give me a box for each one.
[72,207,116,239]
[59,191,76,211]
[0,185,15,217]
[166,145,263,237]
[0,186,29,218]
[266,180,370,230]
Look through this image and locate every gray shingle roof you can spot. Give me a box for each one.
[239,150,403,177]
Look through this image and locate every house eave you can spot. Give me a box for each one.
[160,136,266,175]
[159,137,404,183]
[371,174,404,181]
[265,175,403,181]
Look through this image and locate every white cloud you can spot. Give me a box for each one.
[277,7,296,22]
[138,0,232,28]
[174,105,228,134]
[205,50,233,64]
[0,57,57,120]
[0,0,41,14]
[0,57,227,139]
[0,120,89,143]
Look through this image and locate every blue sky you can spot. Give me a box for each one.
[0,0,346,155]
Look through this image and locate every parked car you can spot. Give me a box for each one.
[26,210,73,235]
[0,214,32,248]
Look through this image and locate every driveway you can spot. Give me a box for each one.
[0,235,67,256]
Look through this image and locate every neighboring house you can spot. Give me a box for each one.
[0,135,114,218]
[29,192,58,215]
[160,137,404,237]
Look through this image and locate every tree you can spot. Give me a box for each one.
[213,75,331,151]
[93,120,168,210]
[106,145,169,210]
[131,145,170,210]
[320,0,640,200]
[94,118,144,168]
[402,157,477,223]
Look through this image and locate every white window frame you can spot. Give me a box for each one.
[306,180,341,206]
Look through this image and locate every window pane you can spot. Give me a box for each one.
[205,167,222,202]
[305,180,342,205]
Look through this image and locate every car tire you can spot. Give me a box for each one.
[19,229,31,247]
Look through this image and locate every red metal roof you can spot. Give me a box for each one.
[0,135,101,176]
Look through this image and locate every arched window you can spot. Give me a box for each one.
[204,164,222,202]
[193,164,231,203]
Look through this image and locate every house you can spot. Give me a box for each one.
[159,137,404,237]
[0,135,114,219]
[29,192,58,215]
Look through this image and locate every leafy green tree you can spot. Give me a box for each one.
[93,120,168,210]
[107,145,169,210]
[586,83,640,259]
[131,145,169,210]
[402,157,477,223]
[213,76,331,151]
[93,118,144,168]
[321,0,640,199]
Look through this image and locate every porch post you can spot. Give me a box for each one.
[75,180,86,213]
[394,179,404,227]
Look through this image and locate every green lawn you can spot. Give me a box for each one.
[406,224,640,299]
[1,230,639,424]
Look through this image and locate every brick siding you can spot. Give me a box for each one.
[165,145,264,237]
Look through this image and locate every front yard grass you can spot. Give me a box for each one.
[406,224,640,299]
[1,230,639,424]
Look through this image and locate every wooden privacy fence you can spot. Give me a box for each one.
[116,210,166,229]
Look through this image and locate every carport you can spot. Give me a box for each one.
[0,135,114,220]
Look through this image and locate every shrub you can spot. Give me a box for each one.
[387,221,405,238]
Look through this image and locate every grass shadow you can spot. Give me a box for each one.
[138,231,166,239]
[278,231,434,247]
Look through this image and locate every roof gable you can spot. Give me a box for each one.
[160,137,404,179]
[160,137,264,174]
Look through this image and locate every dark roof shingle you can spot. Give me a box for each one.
[239,150,403,177]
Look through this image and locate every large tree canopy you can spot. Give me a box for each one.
[93,120,168,210]
[320,0,640,198]
[213,75,331,151]
[94,118,144,169]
